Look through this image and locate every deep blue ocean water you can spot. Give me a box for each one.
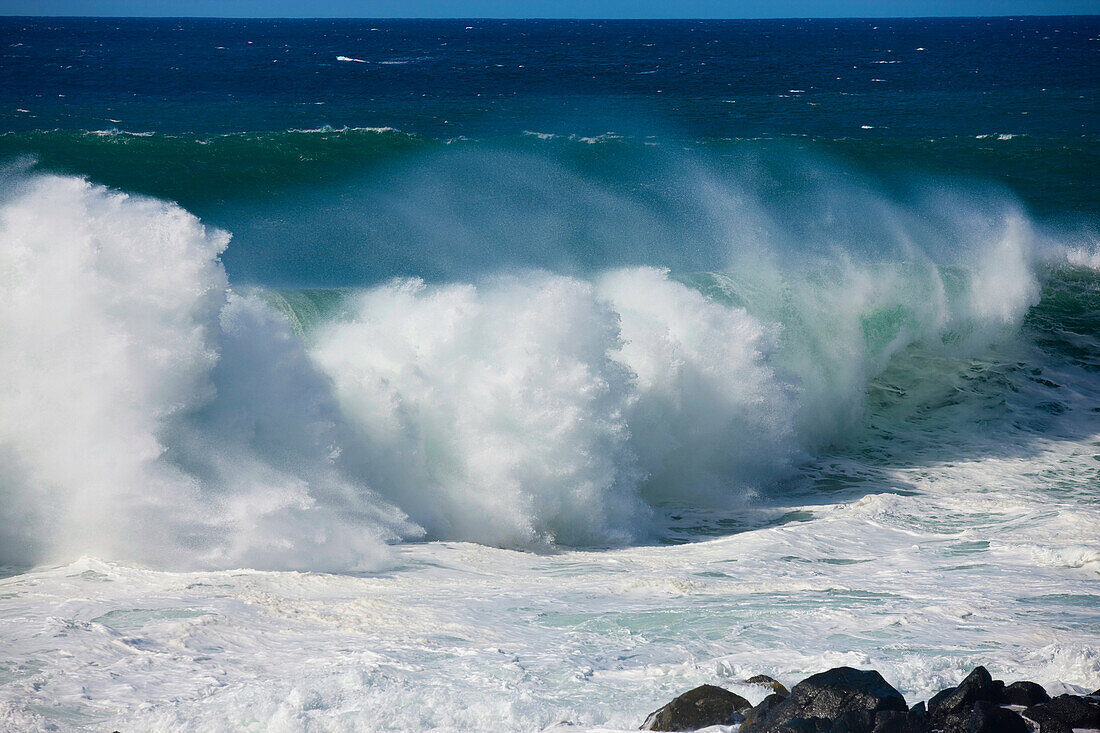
[3,17,1097,138]
[1,17,1097,284]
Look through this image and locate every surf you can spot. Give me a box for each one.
[2,154,1092,571]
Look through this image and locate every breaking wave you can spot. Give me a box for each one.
[1,158,1086,570]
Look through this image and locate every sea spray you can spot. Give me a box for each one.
[0,174,228,566]
[0,168,1060,568]
[313,274,647,547]
[597,267,797,507]
[0,174,413,570]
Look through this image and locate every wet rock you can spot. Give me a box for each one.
[745,674,791,697]
[927,666,1005,731]
[1002,680,1050,707]
[1037,721,1073,733]
[740,667,907,733]
[1024,694,1100,731]
[870,709,925,733]
[829,709,875,732]
[968,700,1029,733]
[743,693,787,731]
[926,685,955,713]
[640,683,751,731]
[776,718,830,733]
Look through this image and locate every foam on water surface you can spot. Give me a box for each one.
[0,437,1096,731]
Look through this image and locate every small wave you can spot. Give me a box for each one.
[282,125,402,135]
[336,53,433,66]
[522,130,624,144]
[86,128,155,137]
[59,125,406,141]
[575,133,624,144]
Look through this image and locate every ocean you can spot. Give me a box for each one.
[0,15,1097,731]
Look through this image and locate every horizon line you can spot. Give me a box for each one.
[2,13,1099,20]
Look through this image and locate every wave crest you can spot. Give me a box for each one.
[0,169,1054,569]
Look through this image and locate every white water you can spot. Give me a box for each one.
[1,438,1097,730]
[0,170,1061,567]
[0,173,412,571]
[0,170,1096,730]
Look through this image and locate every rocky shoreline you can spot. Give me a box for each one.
[641,666,1100,732]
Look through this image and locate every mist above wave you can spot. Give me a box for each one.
[0,157,1058,570]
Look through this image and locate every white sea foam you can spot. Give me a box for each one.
[313,274,649,548]
[2,429,1096,731]
[0,161,1096,731]
[284,125,401,134]
[0,174,413,571]
[0,167,1055,568]
[86,128,155,137]
[522,131,625,144]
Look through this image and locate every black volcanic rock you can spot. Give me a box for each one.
[832,709,878,732]
[1003,680,1050,707]
[745,674,791,697]
[776,719,830,733]
[743,693,787,731]
[968,700,1029,733]
[639,663,1094,733]
[927,666,1005,731]
[1024,694,1100,731]
[869,709,925,733]
[927,685,955,713]
[740,667,907,733]
[640,683,751,731]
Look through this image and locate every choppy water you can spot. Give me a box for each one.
[0,16,1097,731]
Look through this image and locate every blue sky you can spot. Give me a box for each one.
[4,0,1097,18]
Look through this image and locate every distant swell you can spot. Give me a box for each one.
[0,167,1076,571]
